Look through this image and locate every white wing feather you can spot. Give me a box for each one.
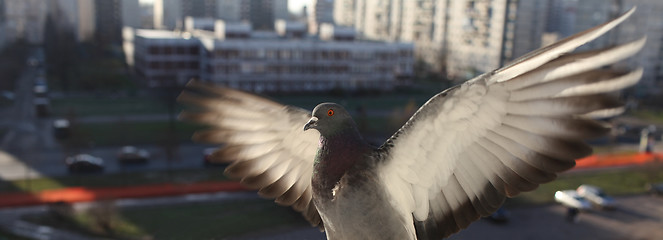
[178,82,323,228]
[378,7,643,239]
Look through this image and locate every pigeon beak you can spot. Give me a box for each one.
[304,117,318,131]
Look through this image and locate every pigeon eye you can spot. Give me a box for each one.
[327,109,334,116]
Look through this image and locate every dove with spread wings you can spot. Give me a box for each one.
[179,8,644,240]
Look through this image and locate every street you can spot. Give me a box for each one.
[233,194,663,240]
[0,49,217,180]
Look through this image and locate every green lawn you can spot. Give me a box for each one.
[0,228,33,240]
[51,96,172,117]
[511,165,663,206]
[630,109,663,125]
[23,198,309,240]
[63,121,203,147]
[0,168,229,194]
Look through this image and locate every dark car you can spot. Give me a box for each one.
[646,182,663,196]
[53,119,70,140]
[66,154,104,174]
[117,146,150,164]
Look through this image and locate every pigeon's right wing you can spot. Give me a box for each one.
[377,8,643,239]
[178,82,323,228]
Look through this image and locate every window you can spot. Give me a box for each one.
[149,46,159,55]
[177,47,186,55]
[189,46,199,55]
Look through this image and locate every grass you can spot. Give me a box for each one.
[65,121,203,147]
[510,165,663,206]
[51,96,172,117]
[23,198,309,240]
[630,109,663,125]
[0,227,33,240]
[0,168,229,194]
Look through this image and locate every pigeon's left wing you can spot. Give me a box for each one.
[178,81,323,228]
[377,8,643,239]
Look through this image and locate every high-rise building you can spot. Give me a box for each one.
[0,0,5,49]
[154,0,182,30]
[443,0,547,79]
[343,0,547,80]
[47,0,95,42]
[308,0,334,34]
[273,0,289,21]
[122,0,141,28]
[78,0,96,41]
[242,0,275,30]
[614,0,663,96]
[95,0,122,44]
[217,0,242,22]
[4,0,48,44]
[546,0,619,50]
[333,0,355,27]
[182,0,217,19]
[354,0,398,41]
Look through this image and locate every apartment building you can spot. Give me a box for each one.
[308,0,334,34]
[125,20,414,92]
[343,0,547,80]
[333,0,355,27]
[614,0,663,96]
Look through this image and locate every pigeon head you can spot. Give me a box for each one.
[304,103,356,136]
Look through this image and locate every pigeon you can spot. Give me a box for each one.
[178,7,644,240]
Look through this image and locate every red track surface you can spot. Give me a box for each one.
[0,152,660,209]
[575,152,663,169]
[0,181,248,208]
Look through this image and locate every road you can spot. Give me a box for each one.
[236,194,663,240]
[0,49,218,180]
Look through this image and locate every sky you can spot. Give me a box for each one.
[138,0,311,14]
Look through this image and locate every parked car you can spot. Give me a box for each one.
[53,119,70,140]
[66,154,104,174]
[646,182,663,196]
[576,184,616,209]
[33,97,50,117]
[554,190,592,210]
[117,146,150,164]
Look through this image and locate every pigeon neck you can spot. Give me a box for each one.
[312,128,369,199]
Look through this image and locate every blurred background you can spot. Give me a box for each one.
[0,0,662,239]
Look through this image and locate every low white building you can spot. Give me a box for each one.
[125,20,414,92]
[130,29,201,87]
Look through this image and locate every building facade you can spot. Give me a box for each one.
[154,0,182,30]
[614,0,663,96]
[125,21,414,92]
[308,0,334,34]
[131,29,201,87]
[333,0,355,27]
[4,0,48,44]
[0,0,6,50]
[217,0,242,22]
[342,0,548,80]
